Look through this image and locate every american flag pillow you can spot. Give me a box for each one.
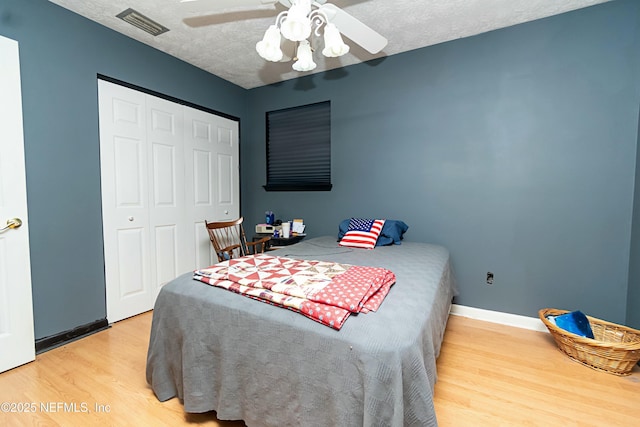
[339,218,386,249]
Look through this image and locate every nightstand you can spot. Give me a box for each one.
[253,233,305,250]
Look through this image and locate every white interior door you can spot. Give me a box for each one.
[183,107,239,269]
[0,36,35,373]
[99,80,239,322]
[99,81,152,323]
[146,95,188,301]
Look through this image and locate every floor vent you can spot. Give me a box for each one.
[116,8,169,36]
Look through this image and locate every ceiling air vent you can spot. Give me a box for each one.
[116,8,169,36]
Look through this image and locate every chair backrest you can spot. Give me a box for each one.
[205,217,249,263]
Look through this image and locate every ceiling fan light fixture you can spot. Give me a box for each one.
[292,40,316,72]
[255,0,372,72]
[256,25,283,62]
[280,0,313,42]
[322,23,349,57]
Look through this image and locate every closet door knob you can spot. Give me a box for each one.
[128,216,134,222]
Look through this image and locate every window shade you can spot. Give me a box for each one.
[264,101,331,191]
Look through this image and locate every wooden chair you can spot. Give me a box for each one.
[205,217,271,263]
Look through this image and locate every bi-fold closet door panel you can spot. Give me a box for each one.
[99,82,152,323]
[184,106,240,271]
[98,80,239,322]
[146,95,187,304]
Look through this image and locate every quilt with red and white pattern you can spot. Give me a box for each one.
[193,254,396,330]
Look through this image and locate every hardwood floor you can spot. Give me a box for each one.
[434,316,639,426]
[1,312,638,426]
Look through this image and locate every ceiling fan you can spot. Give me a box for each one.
[180,0,388,71]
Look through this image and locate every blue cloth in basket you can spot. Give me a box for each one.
[553,310,594,339]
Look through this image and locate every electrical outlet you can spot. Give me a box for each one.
[486,272,494,285]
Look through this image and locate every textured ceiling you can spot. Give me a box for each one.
[48,0,611,89]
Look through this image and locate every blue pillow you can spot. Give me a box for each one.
[338,219,408,246]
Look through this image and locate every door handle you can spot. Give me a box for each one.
[0,218,22,232]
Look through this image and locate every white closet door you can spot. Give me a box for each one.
[183,107,239,270]
[99,80,239,321]
[146,96,187,302]
[212,115,240,220]
[99,81,152,322]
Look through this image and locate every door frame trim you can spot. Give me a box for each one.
[97,75,240,123]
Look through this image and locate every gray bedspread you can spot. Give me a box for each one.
[146,236,457,427]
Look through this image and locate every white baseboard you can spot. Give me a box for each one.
[450,304,548,333]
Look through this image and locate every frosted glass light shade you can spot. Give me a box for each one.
[256,25,283,62]
[292,40,316,71]
[322,23,349,57]
[280,0,312,41]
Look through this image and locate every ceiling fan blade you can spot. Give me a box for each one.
[318,3,388,54]
[180,0,278,14]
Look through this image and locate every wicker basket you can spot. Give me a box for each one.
[539,308,640,376]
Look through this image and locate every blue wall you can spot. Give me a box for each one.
[2,0,639,341]
[243,0,640,323]
[628,106,640,329]
[0,0,248,339]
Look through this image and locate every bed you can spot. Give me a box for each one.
[146,235,457,426]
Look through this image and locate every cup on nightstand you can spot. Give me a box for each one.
[281,222,290,238]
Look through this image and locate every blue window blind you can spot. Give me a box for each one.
[264,101,332,191]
